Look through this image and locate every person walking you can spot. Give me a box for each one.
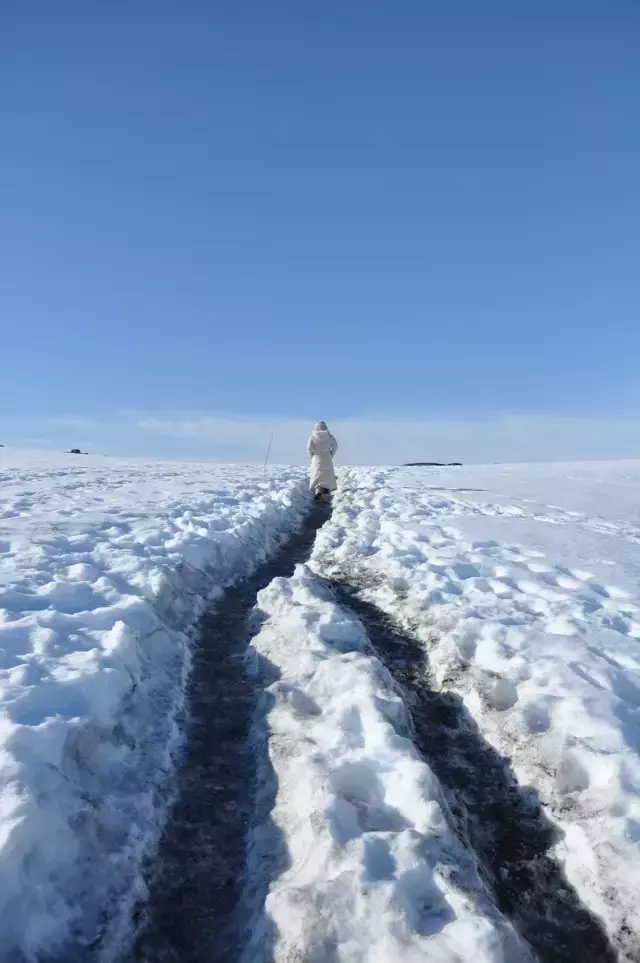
[307,421,338,500]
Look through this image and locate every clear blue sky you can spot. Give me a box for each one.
[2,1,639,461]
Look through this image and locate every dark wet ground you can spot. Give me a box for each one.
[128,501,331,963]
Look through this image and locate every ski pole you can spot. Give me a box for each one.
[263,431,274,473]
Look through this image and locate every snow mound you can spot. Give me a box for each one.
[0,451,308,961]
[243,565,528,962]
[311,462,640,960]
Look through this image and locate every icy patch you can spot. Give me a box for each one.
[243,565,529,962]
[0,450,308,961]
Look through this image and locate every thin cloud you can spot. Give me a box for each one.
[137,413,640,464]
[48,416,103,431]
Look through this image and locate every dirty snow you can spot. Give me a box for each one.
[0,449,307,961]
[311,462,640,960]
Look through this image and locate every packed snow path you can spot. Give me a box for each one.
[129,501,332,963]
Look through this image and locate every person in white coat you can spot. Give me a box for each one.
[307,421,338,500]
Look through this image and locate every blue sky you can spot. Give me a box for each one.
[2,1,639,463]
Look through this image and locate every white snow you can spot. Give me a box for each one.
[244,566,529,962]
[3,449,639,961]
[310,462,640,960]
[0,449,308,961]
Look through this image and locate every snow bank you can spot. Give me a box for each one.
[0,450,308,961]
[311,463,640,960]
[244,565,528,962]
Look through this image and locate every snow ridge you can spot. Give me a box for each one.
[244,565,528,962]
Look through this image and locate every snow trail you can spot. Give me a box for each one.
[326,577,618,963]
[128,501,332,963]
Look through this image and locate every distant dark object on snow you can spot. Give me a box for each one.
[403,461,462,467]
[68,448,88,455]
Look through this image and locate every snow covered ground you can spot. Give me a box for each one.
[2,451,639,961]
[0,449,308,961]
[299,462,640,961]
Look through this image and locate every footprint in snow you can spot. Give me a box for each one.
[556,751,591,796]
[522,701,551,734]
[475,671,520,711]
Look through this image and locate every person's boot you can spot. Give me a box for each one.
[313,488,322,501]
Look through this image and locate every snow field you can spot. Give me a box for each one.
[2,451,638,961]
[244,565,529,962]
[311,464,640,959]
[0,451,308,961]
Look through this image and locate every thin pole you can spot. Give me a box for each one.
[263,431,274,473]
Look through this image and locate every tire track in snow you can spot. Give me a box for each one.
[327,578,619,963]
[125,501,332,963]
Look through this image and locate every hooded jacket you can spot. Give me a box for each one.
[307,422,338,491]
